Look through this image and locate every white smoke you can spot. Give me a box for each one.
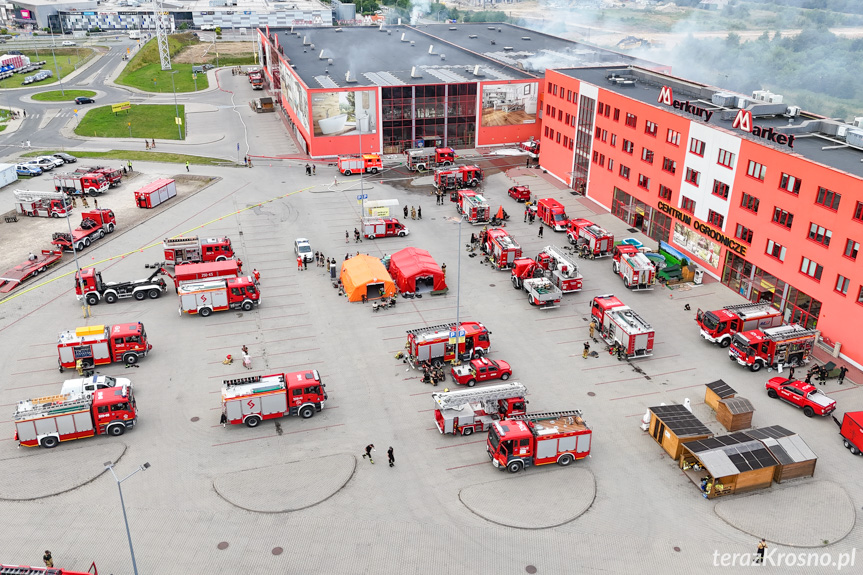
[411,0,432,25]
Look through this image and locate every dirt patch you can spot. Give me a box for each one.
[173,42,256,64]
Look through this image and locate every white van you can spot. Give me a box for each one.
[61,375,132,398]
[129,30,142,40]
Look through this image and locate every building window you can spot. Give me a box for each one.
[544,126,549,138]
[645,121,658,136]
[622,139,634,154]
[735,224,754,244]
[546,104,551,115]
[637,174,650,190]
[667,129,680,146]
[772,207,794,229]
[552,84,557,96]
[661,157,677,174]
[681,197,696,214]
[836,275,851,295]
[619,165,630,180]
[815,187,841,211]
[844,239,859,260]
[549,129,555,140]
[741,192,760,213]
[566,113,571,125]
[608,158,614,172]
[598,153,605,167]
[707,210,724,228]
[570,115,576,127]
[807,223,832,247]
[595,126,601,139]
[569,139,574,150]
[800,257,823,281]
[858,286,863,304]
[689,138,705,156]
[625,113,637,128]
[717,148,735,168]
[766,239,787,261]
[641,148,654,163]
[556,132,561,143]
[563,136,569,148]
[779,173,802,195]
[854,201,863,221]
[659,185,673,201]
[601,129,608,142]
[712,180,730,199]
[747,160,767,181]
[558,109,563,121]
[685,167,701,186]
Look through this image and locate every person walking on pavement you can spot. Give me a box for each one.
[330,258,337,280]
[186,161,190,172]
[589,319,597,339]
[583,341,590,359]
[312,164,316,175]
[146,140,150,150]
[128,160,133,172]
[404,204,409,218]
[305,163,311,176]
[526,157,531,168]
[805,368,814,384]
[151,139,156,149]
[94,199,99,210]
[538,223,544,238]
[417,206,422,219]
[788,365,795,380]
[43,551,53,568]
[346,230,349,243]
[529,211,535,224]
[303,257,308,271]
[388,446,395,467]
[838,366,849,385]
[297,256,303,271]
[755,539,767,564]
[411,206,416,220]
[362,444,375,463]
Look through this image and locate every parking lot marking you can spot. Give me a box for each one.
[8,380,62,391]
[16,354,57,361]
[445,461,487,471]
[261,323,312,332]
[207,360,323,378]
[266,347,321,358]
[211,423,345,447]
[435,440,486,450]
[10,367,63,376]
[205,329,261,339]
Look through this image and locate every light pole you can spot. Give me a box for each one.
[65,208,88,318]
[358,113,367,215]
[170,70,182,140]
[50,39,65,96]
[104,461,150,575]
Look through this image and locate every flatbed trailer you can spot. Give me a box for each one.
[0,249,63,293]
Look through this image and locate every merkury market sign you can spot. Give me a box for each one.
[657,200,747,256]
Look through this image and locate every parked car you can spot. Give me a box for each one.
[294,238,314,263]
[61,40,76,46]
[451,357,512,387]
[25,158,56,171]
[36,155,64,169]
[53,152,78,164]
[765,377,837,417]
[75,96,95,105]
[16,164,42,176]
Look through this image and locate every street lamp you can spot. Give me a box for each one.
[49,37,65,97]
[358,113,367,215]
[65,208,88,318]
[170,71,182,140]
[104,461,150,575]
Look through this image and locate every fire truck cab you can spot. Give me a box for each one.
[567,218,614,258]
[611,244,640,273]
[536,198,569,231]
[405,321,491,367]
[57,323,152,371]
[432,382,527,436]
[221,370,327,427]
[520,139,540,159]
[338,153,383,175]
[729,324,818,372]
[163,236,235,266]
[696,303,784,348]
[483,228,522,270]
[487,410,591,473]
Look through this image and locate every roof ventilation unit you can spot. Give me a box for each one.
[318,50,327,60]
[521,36,531,41]
[472,65,483,77]
[401,33,408,42]
[469,34,477,39]
[327,58,334,66]
[487,26,496,30]
[503,46,513,51]
[449,27,457,31]
[767,93,784,104]
[334,28,343,33]
[379,24,385,31]
[410,41,415,47]
[387,30,392,35]
[302,35,310,45]
[440,54,446,60]
[428,44,436,54]
[345,71,357,83]
[785,106,800,117]
[309,44,315,50]
[411,66,422,79]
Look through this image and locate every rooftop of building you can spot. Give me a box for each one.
[560,66,863,180]
[50,0,327,12]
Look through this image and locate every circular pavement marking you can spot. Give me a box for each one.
[714,480,855,547]
[459,467,595,529]
[213,453,356,513]
[0,442,126,501]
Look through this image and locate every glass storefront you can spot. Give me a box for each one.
[381,83,477,154]
[610,188,672,244]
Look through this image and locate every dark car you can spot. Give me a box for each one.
[75,97,95,105]
[53,152,77,164]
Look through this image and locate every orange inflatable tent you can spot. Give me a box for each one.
[339,254,396,302]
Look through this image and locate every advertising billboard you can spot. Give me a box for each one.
[480,82,538,127]
[280,61,309,133]
[311,89,377,138]
[673,222,721,269]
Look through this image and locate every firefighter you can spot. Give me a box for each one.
[617,344,625,361]
[76,359,85,376]
[223,355,233,365]
[417,206,422,219]
[589,319,597,339]
[404,205,409,218]
[582,341,590,359]
[411,206,416,220]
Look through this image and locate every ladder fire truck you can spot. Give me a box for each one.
[14,189,73,218]
[14,385,137,448]
[696,302,784,348]
[50,209,116,252]
[57,323,152,371]
[76,166,122,188]
[729,324,818,372]
[456,191,491,224]
[53,172,109,196]
[405,321,491,367]
[534,245,583,292]
[178,276,260,317]
[337,153,383,175]
[221,370,327,427]
[617,251,655,290]
[483,228,522,270]
[567,218,614,258]
[487,410,592,473]
[432,382,527,436]
[590,294,655,358]
[405,147,455,171]
[519,139,540,159]
[75,267,168,305]
[162,236,235,266]
[433,165,483,190]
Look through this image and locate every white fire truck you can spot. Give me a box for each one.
[617,251,655,290]
[178,276,260,317]
[535,245,582,292]
[696,302,784,348]
[221,370,327,427]
[487,410,592,473]
[432,382,527,436]
[590,294,655,358]
[523,277,562,309]
[567,218,614,258]
[729,324,818,372]
[14,189,73,218]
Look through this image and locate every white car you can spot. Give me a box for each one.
[36,155,64,168]
[25,158,56,171]
[294,238,314,262]
[61,40,76,46]
[60,375,132,398]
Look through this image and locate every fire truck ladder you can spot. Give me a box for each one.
[543,245,579,274]
[432,382,527,411]
[15,394,90,419]
[765,327,820,341]
[509,410,586,424]
[224,376,264,387]
[13,189,67,202]
[406,323,456,337]
[724,302,774,313]
[164,235,198,245]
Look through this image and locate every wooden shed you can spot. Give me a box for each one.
[648,404,713,460]
[716,397,755,432]
[705,379,736,411]
[745,426,817,483]
[680,433,778,498]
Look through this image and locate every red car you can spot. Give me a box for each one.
[450,357,512,387]
[765,377,836,417]
[508,186,531,202]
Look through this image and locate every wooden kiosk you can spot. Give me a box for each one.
[716,397,755,432]
[745,426,817,483]
[705,380,736,411]
[648,404,713,459]
[680,433,779,498]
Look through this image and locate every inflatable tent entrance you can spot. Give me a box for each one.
[340,254,396,302]
[388,247,447,295]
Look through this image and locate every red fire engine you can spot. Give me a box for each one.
[590,294,655,358]
[519,139,540,159]
[75,267,167,305]
[337,153,383,175]
[433,165,483,190]
[405,321,491,367]
[432,382,527,436]
[54,172,109,196]
[178,276,260,316]
[534,245,582,292]
[163,235,235,266]
[156,259,244,290]
[567,218,614,258]
[14,189,73,218]
[0,564,97,574]
[57,323,152,371]
[14,385,137,448]
[729,324,818,372]
[455,190,491,224]
[617,251,655,290]
[611,244,639,272]
[536,198,569,231]
[221,370,327,427]
[507,185,531,202]
[76,166,123,188]
[362,217,409,239]
[487,410,592,473]
[696,302,784,348]
[51,209,116,252]
[405,147,455,171]
[482,228,522,270]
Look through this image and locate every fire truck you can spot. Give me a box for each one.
[54,172,109,196]
[520,139,541,159]
[14,189,73,218]
[58,323,152,371]
[363,217,409,239]
[163,236,235,266]
[508,185,531,202]
[221,370,327,427]
[249,69,264,89]
[405,321,491,367]
[567,218,614,258]
[483,228,522,270]
[178,276,260,317]
[156,259,244,290]
[729,324,818,372]
[611,244,640,273]
[487,410,592,473]
[432,382,527,436]
[456,190,491,224]
[617,251,655,290]
[15,386,136,448]
[76,166,123,188]
[75,267,168,305]
[696,303,784,348]
[510,258,547,289]
[51,209,116,252]
[433,165,483,190]
[337,153,383,175]
[536,198,569,231]
[534,245,583,292]
[590,294,655,358]
[524,277,562,308]
[405,147,455,171]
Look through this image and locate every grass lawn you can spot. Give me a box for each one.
[0,49,92,89]
[23,149,233,166]
[75,104,186,140]
[31,89,97,102]
[117,62,210,93]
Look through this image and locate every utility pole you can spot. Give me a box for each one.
[155,0,172,70]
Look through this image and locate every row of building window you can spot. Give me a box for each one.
[547,82,577,104]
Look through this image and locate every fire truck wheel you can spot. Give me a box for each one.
[148,289,161,299]
[719,338,731,348]
[31,268,39,276]
[462,427,474,436]
[83,238,92,247]
[107,424,125,436]
[767,389,778,399]
[241,301,254,311]
[344,169,352,176]
[851,446,861,456]
[199,307,213,317]
[134,290,146,301]
[469,180,478,188]
[98,230,106,239]
[123,353,139,365]
[501,373,510,381]
[76,242,85,251]
[432,359,443,368]
[370,167,379,174]
[803,407,815,418]
[245,415,262,428]
[473,349,484,359]
[86,294,99,306]
[844,439,851,449]
[107,223,115,233]
[749,362,763,373]
[89,190,98,197]
[105,292,119,304]
[27,211,34,217]
[398,232,407,237]
[558,454,574,466]
[299,405,315,419]
[612,262,619,274]
[466,379,476,387]
[40,436,59,448]
[368,234,375,239]
[623,278,630,288]
[507,461,523,473]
